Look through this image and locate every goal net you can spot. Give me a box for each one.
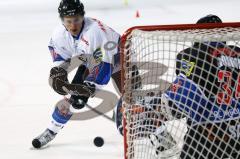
[120,23,240,159]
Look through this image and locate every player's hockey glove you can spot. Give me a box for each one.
[69,95,89,109]
[62,80,96,96]
[68,82,95,110]
[49,66,69,95]
[82,81,96,97]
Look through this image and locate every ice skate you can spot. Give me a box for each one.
[148,129,178,156]
[32,129,56,149]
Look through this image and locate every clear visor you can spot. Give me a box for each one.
[62,16,83,25]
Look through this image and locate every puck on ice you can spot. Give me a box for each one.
[93,136,104,147]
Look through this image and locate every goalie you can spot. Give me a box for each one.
[169,15,240,159]
[118,14,240,159]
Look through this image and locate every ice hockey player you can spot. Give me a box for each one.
[117,14,240,158]
[148,15,240,158]
[32,0,121,149]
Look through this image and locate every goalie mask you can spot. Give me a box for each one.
[196,14,222,24]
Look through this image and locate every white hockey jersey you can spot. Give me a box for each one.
[48,17,121,86]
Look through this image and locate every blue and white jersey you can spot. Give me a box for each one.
[164,74,240,125]
[48,17,121,86]
[164,42,240,125]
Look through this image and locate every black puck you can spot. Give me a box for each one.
[93,136,104,147]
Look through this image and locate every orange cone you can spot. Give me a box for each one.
[136,10,140,18]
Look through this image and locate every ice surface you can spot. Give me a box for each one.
[0,0,239,159]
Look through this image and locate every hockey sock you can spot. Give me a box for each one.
[48,106,73,134]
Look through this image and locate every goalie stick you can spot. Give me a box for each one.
[63,96,115,123]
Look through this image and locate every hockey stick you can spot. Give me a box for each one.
[61,95,115,123]
[84,103,115,122]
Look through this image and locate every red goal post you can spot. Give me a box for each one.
[120,22,240,159]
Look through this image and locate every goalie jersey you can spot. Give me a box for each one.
[164,42,240,158]
[48,17,120,86]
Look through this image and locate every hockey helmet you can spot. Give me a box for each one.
[58,0,85,18]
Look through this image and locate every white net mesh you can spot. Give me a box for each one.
[121,25,240,159]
